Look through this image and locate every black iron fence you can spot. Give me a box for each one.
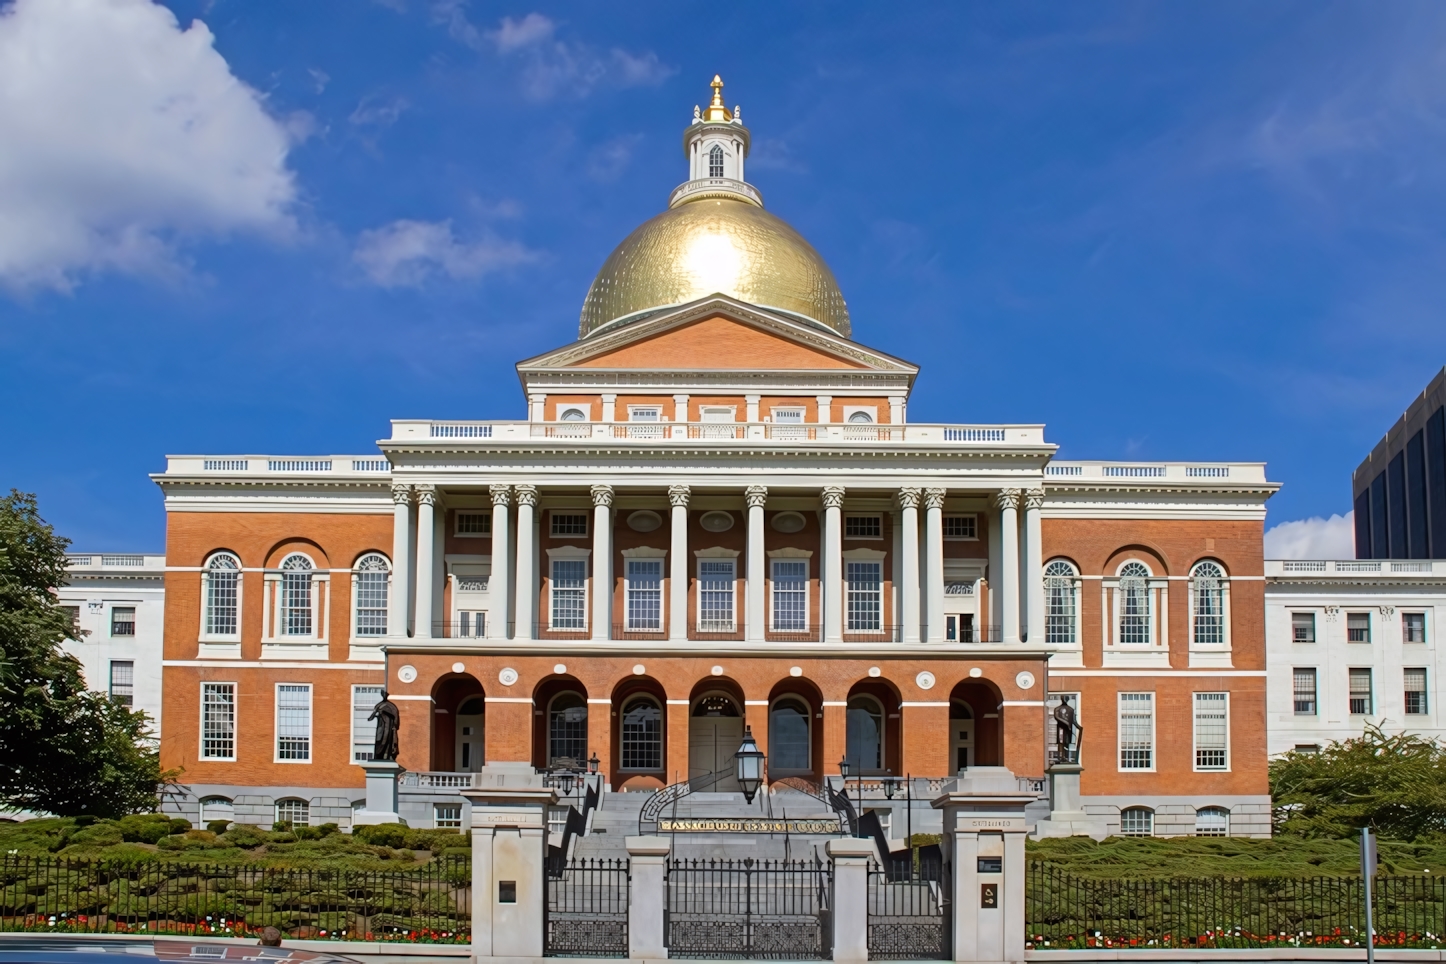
[666,858,832,960]
[867,864,948,960]
[544,858,629,958]
[0,854,470,942]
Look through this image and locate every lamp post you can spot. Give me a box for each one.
[588,751,599,774]
[557,770,576,797]
[735,726,765,805]
[839,757,857,836]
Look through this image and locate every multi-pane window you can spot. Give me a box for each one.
[1347,612,1371,642]
[352,685,384,762]
[846,561,882,632]
[698,560,736,631]
[626,559,663,631]
[771,407,804,423]
[708,144,724,178]
[354,554,389,637]
[201,682,236,760]
[770,698,811,771]
[629,406,661,421]
[1405,668,1429,715]
[1044,560,1078,645]
[845,515,881,539]
[1349,668,1373,715]
[1195,807,1230,837]
[549,692,587,766]
[1193,692,1228,770]
[280,555,314,636]
[110,606,135,637]
[275,799,309,828]
[943,515,977,539]
[457,611,485,637]
[551,513,588,537]
[455,511,490,536]
[771,560,808,631]
[1293,668,1317,716]
[1291,612,1316,643]
[1118,562,1151,644]
[1120,807,1154,836]
[1404,613,1427,643]
[435,805,463,829]
[620,697,661,770]
[205,553,240,637]
[108,660,135,706]
[276,684,312,762]
[1118,692,1154,770]
[551,560,587,629]
[61,606,80,638]
[1191,562,1225,645]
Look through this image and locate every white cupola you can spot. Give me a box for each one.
[669,75,761,209]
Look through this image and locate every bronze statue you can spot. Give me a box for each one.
[368,691,401,762]
[1053,699,1080,762]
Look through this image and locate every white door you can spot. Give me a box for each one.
[455,698,484,772]
[951,718,974,774]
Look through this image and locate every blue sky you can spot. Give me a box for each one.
[3,0,1445,554]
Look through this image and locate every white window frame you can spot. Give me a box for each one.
[275,798,310,828]
[550,511,589,538]
[844,551,885,634]
[708,143,725,178]
[696,556,737,632]
[455,511,491,537]
[1403,612,1428,644]
[628,405,663,421]
[618,695,664,772]
[1293,667,1317,716]
[1405,667,1429,715]
[109,605,136,638]
[547,547,591,631]
[435,804,464,829]
[557,406,589,423]
[352,684,385,763]
[1103,560,1168,659]
[200,681,237,761]
[842,406,876,424]
[699,405,737,423]
[942,514,978,541]
[770,406,805,424]
[843,514,883,540]
[199,552,242,644]
[264,552,329,645]
[1120,807,1154,836]
[1192,691,1229,772]
[1291,611,1317,643]
[1195,807,1230,837]
[623,551,666,632]
[1188,560,1231,649]
[1043,559,1080,646]
[1117,692,1155,772]
[351,553,390,642]
[1346,611,1372,643]
[275,682,313,764]
[1349,667,1374,715]
[768,551,812,633]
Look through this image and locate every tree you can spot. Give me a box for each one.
[0,490,169,817]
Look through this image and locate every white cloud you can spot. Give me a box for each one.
[487,12,553,52]
[0,0,299,291]
[350,95,409,129]
[1264,512,1357,560]
[353,219,538,288]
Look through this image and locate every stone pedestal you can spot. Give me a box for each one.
[626,836,670,960]
[827,837,875,963]
[462,764,557,961]
[1030,763,1109,840]
[352,761,404,827]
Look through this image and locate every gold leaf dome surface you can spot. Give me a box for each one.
[579,197,851,339]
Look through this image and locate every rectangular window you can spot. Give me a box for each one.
[550,560,587,630]
[844,515,882,539]
[1291,612,1316,643]
[1404,613,1427,643]
[457,610,486,637]
[276,683,312,762]
[109,660,134,707]
[275,799,309,828]
[1118,578,1151,645]
[1405,668,1428,715]
[281,571,313,636]
[1347,612,1371,642]
[456,511,491,536]
[771,560,808,632]
[771,407,804,423]
[845,561,882,631]
[352,684,384,762]
[436,805,463,830]
[354,566,388,637]
[1349,668,1373,715]
[551,513,588,537]
[61,606,81,639]
[697,560,736,631]
[1118,692,1154,770]
[1293,668,1317,716]
[1193,692,1229,770]
[110,606,135,637]
[943,515,977,540]
[626,559,663,631]
[628,406,661,421]
[1295,744,1321,754]
[201,682,236,760]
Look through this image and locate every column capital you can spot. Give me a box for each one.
[1024,488,1046,510]
[390,483,413,505]
[994,488,1021,511]
[745,485,768,509]
[668,484,691,508]
[821,485,846,509]
[923,487,947,510]
[515,484,539,507]
[591,483,615,508]
[897,486,922,510]
[415,484,438,507]
[489,484,512,507]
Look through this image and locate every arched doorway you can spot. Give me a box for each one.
[949,679,1002,769]
[431,673,484,772]
[949,700,974,774]
[612,677,667,791]
[532,676,589,770]
[456,696,485,772]
[845,679,901,776]
[690,692,743,791]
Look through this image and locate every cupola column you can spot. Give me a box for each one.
[823,486,845,643]
[898,488,922,644]
[997,489,1022,644]
[924,488,946,642]
[592,485,615,641]
[389,484,414,638]
[746,486,768,642]
[488,485,512,640]
[414,485,437,640]
[669,485,690,641]
[514,485,538,640]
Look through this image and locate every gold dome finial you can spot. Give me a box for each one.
[703,74,732,122]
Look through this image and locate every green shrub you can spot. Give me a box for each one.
[206,820,231,834]
[219,824,267,849]
[167,818,191,835]
[116,813,175,844]
[65,821,125,848]
[353,822,409,849]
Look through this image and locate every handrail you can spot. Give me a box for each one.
[638,763,734,834]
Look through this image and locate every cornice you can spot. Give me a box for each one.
[385,640,1058,660]
[1044,481,1281,498]
[152,475,391,491]
[1266,576,1446,589]
[377,442,1057,465]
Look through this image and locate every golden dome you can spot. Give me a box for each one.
[579,197,852,339]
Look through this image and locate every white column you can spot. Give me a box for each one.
[997,489,1021,644]
[669,485,690,641]
[592,484,614,641]
[528,393,546,422]
[826,838,875,962]
[488,485,512,640]
[672,394,689,424]
[889,396,904,425]
[924,488,946,642]
[601,393,617,423]
[816,395,833,424]
[414,485,437,639]
[823,485,845,643]
[745,394,761,422]
[389,484,413,637]
[514,485,538,640]
[898,487,921,643]
[626,836,671,960]
[1024,488,1044,645]
[746,485,767,642]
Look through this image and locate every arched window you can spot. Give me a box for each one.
[847,411,874,423]
[1191,561,1227,645]
[275,798,309,829]
[560,407,586,422]
[354,554,389,637]
[1118,561,1152,645]
[845,695,884,773]
[708,144,724,178]
[549,692,587,767]
[620,696,661,771]
[280,554,314,636]
[1120,806,1153,836]
[204,553,240,637]
[1195,806,1230,837]
[770,697,812,773]
[199,795,234,825]
[1044,560,1078,645]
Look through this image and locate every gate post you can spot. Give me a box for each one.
[627,835,671,959]
[932,767,1035,964]
[827,837,875,963]
[461,765,556,961]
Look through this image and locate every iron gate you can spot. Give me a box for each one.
[866,864,948,960]
[544,858,629,957]
[666,857,832,960]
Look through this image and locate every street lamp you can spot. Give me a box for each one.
[735,726,765,804]
[883,776,898,800]
[556,770,576,796]
[587,752,599,775]
[838,757,850,779]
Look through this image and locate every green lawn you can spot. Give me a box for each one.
[1028,834,1446,878]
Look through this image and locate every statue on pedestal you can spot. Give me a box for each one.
[369,692,401,762]
[1053,699,1080,765]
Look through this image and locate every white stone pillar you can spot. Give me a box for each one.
[746,485,767,642]
[924,488,946,643]
[816,395,833,424]
[414,485,437,639]
[899,487,922,643]
[669,485,690,641]
[488,485,512,640]
[672,394,689,424]
[528,393,546,423]
[745,394,761,422]
[601,393,617,423]
[997,489,1021,644]
[827,838,874,963]
[514,485,538,640]
[626,836,671,959]
[592,484,614,641]
[889,396,905,425]
[465,782,554,960]
[823,485,845,642]
[1024,488,1045,645]
[389,484,413,638]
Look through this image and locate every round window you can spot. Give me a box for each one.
[771,511,806,533]
[700,511,734,532]
[627,510,662,532]
[848,411,875,424]
[560,408,586,421]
